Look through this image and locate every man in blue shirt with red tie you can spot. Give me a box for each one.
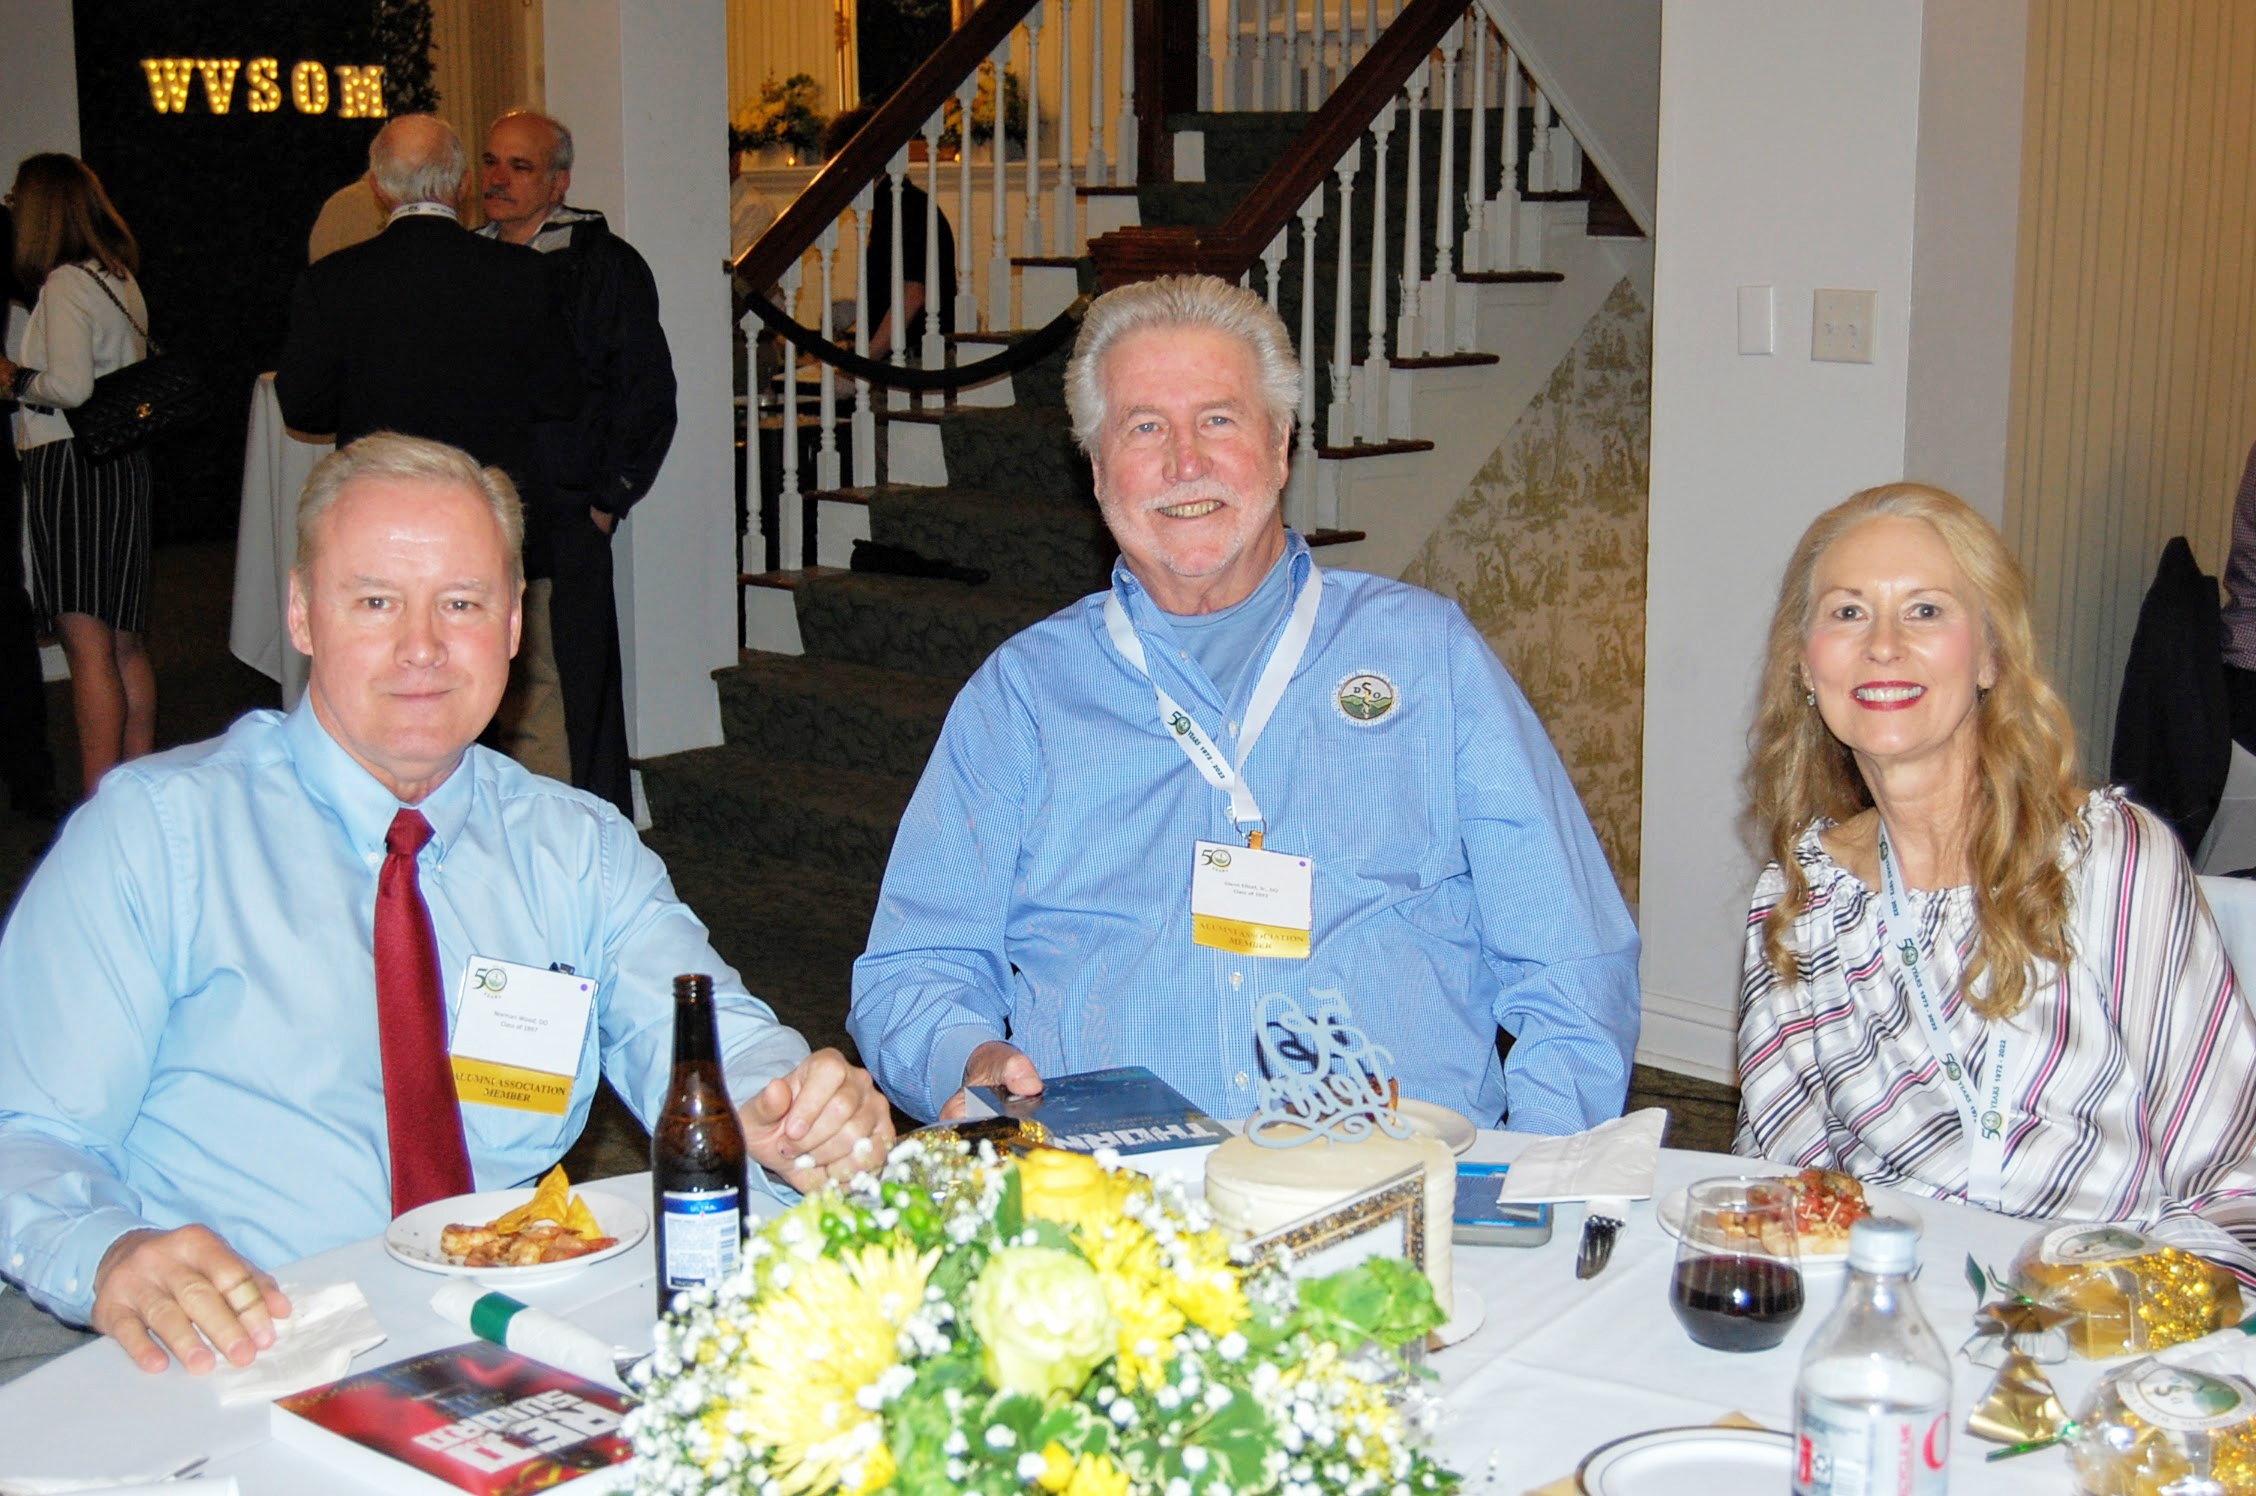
[0,435,891,1381]
[848,275,1640,1130]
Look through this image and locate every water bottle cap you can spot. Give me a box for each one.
[1847,1216,1920,1273]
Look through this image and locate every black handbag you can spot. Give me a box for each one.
[65,269,214,462]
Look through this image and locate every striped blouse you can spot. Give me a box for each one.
[1735,788,2256,1276]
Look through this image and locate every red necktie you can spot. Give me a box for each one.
[375,808,474,1215]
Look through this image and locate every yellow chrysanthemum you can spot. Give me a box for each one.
[1019,1149,1121,1232]
[1035,1441,1077,1491]
[1161,1230,1249,1336]
[719,1240,937,1495]
[1075,1216,1183,1392]
[845,1442,896,1496]
[1045,1451,1129,1496]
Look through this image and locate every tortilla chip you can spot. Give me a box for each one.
[562,1195,603,1238]
[492,1164,571,1230]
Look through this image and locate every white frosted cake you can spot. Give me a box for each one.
[1204,1119,1456,1320]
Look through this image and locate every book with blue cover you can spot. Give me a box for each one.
[969,1064,1228,1166]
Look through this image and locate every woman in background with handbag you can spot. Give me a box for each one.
[0,154,155,796]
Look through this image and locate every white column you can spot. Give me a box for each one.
[544,0,729,759]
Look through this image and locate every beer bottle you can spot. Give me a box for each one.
[651,974,749,1316]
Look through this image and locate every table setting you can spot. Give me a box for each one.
[0,1125,2211,1496]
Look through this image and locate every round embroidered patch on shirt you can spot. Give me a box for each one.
[1335,671,1398,724]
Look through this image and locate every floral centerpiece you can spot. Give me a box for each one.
[627,1133,1461,1496]
[732,74,828,161]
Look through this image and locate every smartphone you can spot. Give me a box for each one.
[1452,1161,1553,1247]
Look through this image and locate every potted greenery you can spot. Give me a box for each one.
[732,73,829,168]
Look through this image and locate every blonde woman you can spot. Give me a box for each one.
[0,154,154,795]
[1736,483,2256,1274]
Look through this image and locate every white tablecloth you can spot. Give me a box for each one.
[0,1148,2101,1492]
[227,373,330,710]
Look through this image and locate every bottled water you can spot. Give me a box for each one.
[1792,1217,1953,1495]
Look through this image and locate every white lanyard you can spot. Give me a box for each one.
[1874,820,2010,1207]
[1103,562,1322,841]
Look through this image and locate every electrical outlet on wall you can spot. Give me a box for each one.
[1812,289,1875,363]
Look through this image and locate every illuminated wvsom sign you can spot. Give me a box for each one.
[140,59,387,117]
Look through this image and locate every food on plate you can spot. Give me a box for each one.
[1780,1167,1872,1252]
[439,1165,618,1267]
[2013,1223,2243,1359]
[1702,1169,1870,1256]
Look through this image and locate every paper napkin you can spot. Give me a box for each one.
[430,1279,636,1390]
[1493,1107,1668,1204]
[209,1279,387,1407]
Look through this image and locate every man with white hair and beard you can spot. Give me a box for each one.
[849,274,1640,1132]
[277,114,574,506]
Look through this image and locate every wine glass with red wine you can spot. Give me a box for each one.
[1669,1176,1804,1352]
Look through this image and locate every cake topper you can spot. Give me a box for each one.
[1246,989,1416,1148]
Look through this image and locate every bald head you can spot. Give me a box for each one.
[368,114,466,211]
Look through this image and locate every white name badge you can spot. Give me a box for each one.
[448,956,595,1115]
[1190,840,1313,959]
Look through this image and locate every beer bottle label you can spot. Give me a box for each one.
[660,1187,743,1290]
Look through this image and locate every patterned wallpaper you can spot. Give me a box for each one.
[1401,277,1652,905]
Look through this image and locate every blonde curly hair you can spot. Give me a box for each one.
[1746,483,2086,1020]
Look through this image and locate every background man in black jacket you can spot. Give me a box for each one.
[477,109,676,817]
[275,115,577,497]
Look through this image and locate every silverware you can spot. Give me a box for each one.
[1576,1197,1627,1279]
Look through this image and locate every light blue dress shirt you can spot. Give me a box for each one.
[848,533,1641,1127]
[0,699,807,1324]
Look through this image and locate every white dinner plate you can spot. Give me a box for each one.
[385,1185,649,1283]
[1656,1178,1922,1266]
[1394,1099,1478,1155]
[1576,1426,1792,1495]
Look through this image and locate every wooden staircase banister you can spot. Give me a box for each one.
[1090,0,1472,290]
[734,0,1042,293]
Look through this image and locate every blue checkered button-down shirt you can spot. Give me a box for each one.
[848,534,1641,1128]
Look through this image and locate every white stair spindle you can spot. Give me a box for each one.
[1463,12,1488,274]
[1286,0,1305,108]
[922,110,948,400]
[1288,188,1322,534]
[1223,0,1242,111]
[887,148,909,410]
[1326,137,1358,449]
[849,186,876,485]
[1024,8,1046,259]
[1550,116,1581,192]
[988,50,1012,328]
[1255,0,1272,110]
[1310,0,1327,104]
[1494,48,1522,270]
[1117,8,1139,183]
[1054,0,1075,253]
[777,256,805,569]
[1360,102,1395,443]
[956,72,981,332]
[815,222,841,489]
[1516,73,1548,272]
[1527,86,1552,192]
[741,308,763,574]
[1086,0,1109,186]
[1395,64,1426,365]
[1197,0,1213,109]
[1426,20,1460,354]
[1260,226,1287,312]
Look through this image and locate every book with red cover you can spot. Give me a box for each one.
[271,1339,633,1496]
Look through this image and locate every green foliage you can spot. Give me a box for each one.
[732,73,829,155]
[373,0,437,114]
[1294,1255,1448,1352]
